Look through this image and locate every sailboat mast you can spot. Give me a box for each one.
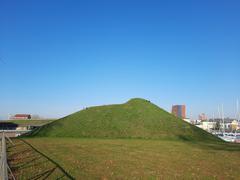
[237,99,239,122]
[222,104,225,134]
[218,105,221,133]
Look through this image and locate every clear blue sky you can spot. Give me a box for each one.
[0,0,240,119]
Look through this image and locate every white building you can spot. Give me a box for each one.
[196,121,216,132]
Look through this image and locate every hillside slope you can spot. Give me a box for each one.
[30,98,220,142]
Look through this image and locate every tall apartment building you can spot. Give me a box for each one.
[172,105,186,119]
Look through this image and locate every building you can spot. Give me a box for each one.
[231,120,239,131]
[172,105,186,119]
[12,114,31,120]
[198,113,207,121]
[199,121,216,132]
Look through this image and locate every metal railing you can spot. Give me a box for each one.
[0,132,15,180]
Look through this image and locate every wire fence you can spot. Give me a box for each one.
[0,132,15,180]
[7,138,74,180]
[0,132,74,180]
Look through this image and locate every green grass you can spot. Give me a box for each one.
[13,98,239,179]
[7,138,73,179]
[22,138,240,179]
[30,98,220,142]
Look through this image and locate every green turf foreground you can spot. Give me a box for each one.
[23,138,240,179]
[7,139,73,179]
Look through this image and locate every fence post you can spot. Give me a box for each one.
[0,132,15,180]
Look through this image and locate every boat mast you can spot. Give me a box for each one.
[218,105,221,133]
[222,104,225,134]
[237,99,239,122]
[235,99,239,135]
[213,112,215,132]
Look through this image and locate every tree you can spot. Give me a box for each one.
[215,121,220,131]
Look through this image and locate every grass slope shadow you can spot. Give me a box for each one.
[7,138,74,180]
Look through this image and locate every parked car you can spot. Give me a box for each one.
[234,136,240,143]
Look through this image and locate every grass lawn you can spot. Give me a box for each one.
[22,138,240,179]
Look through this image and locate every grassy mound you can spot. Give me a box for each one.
[29,98,220,142]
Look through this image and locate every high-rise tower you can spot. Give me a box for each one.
[172,105,186,119]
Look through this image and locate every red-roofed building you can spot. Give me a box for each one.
[13,114,31,120]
